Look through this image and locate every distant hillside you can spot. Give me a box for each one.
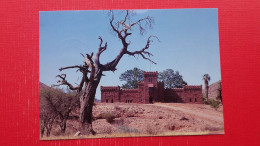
[40,82,51,90]
[40,82,101,102]
[203,80,221,99]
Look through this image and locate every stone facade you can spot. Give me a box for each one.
[101,71,202,104]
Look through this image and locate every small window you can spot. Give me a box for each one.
[126,100,127,103]
[148,78,153,82]
[190,98,192,102]
[111,99,113,103]
[195,98,197,102]
[106,99,108,103]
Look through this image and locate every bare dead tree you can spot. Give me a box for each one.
[44,114,56,137]
[54,10,159,135]
[40,91,58,137]
[55,93,79,134]
[40,111,56,137]
[40,86,79,137]
[42,87,79,135]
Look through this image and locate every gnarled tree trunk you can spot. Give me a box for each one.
[45,117,55,137]
[54,10,158,136]
[78,80,100,135]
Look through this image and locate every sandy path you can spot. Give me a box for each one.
[153,103,224,124]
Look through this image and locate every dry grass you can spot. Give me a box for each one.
[145,123,160,135]
[41,102,224,140]
[41,130,220,140]
[116,125,140,134]
[203,125,224,132]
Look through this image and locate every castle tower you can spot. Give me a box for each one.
[143,71,158,103]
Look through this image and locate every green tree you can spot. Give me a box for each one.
[216,81,222,103]
[158,69,187,88]
[119,67,144,89]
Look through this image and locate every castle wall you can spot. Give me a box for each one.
[157,82,165,102]
[100,86,120,103]
[161,86,202,103]
[182,85,203,103]
[164,88,184,102]
[100,71,203,104]
[120,89,139,103]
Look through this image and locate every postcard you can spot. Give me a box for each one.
[40,9,223,140]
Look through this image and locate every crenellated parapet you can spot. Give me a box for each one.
[172,88,184,92]
[144,71,158,77]
[183,85,202,91]
[121,89,139,93]
[100,86,120,92]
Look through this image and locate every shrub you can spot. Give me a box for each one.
[202,95,209,104]
[146,124,159,135]
[126,110,136,117]
[103,126,112,134]
[203,126,222,131]
[168,125,175,131]
[115,105,121,111]
[53,130,62,136]
[180,117,189,121]
[114,118,124,125]
[114,105,123,117]
[208,99,221,110]
[117,125,140,134]
[98,112,116,123]
[216,82,222,102]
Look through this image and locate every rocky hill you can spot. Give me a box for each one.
[203,80,221,99]
[40,82,51,90]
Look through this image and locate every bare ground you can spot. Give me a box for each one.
[42,102,224,140]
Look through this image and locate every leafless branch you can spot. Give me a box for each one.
[95,36,108,66]
[102,12,158,71]
[126,35,158,64]
[109,12,122,39]
[59,65,84,71]
[52,74,82,91]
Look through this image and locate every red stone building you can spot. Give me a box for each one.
[101,71,202,104]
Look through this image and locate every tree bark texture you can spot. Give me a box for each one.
[79,80,100,135]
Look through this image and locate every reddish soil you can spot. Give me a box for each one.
[45,102,224,139]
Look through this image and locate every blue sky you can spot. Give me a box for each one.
[40,9,221,100]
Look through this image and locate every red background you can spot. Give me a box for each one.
[0,0,259,145]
